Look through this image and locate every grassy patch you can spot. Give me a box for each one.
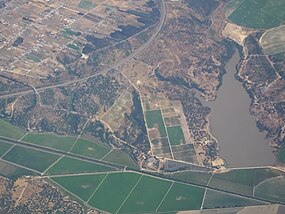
[203,190,265,209]
[0,141,13,157]
[22,133,76,152]
[167,126,185,146]
[254,168,285,185]
[0,160,38,179]
[145,109,167,137]
[277,143,285,164]
[255,176,285,203]
[169,171,212,186]
[52,174,107,202]
[67,43,80,51]
[78,0,96,10]
[158,183,204,212]
[2,146,60,172]
[89,172,142,213]
[0,119,25,140]
[228,0,284,29]
[71,138,110,159]
[209,169,255,196]
[102,150,139,169]
[46,156,114,175]
[119,175,172,213]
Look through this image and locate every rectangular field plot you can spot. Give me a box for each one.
[203,190,265,209]
[118,175,172,213]
[0,159,38,179]
[46,156,115,175]
[167,126,186,145]
[2,146,60,173]
[70,138,110,159]
[0,119,25,140]
[89,172,142,213]
[22,133,76,152]
[157,183,204,212]
[208,169,255,196]
[52,173,107,202]
[169,170,212,186]
[145,109,167,138]
[102,150,139,169]
[228,0,284,29]
[0,141,13,157]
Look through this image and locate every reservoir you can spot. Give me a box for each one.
[205,49,275,167]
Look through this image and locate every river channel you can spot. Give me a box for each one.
[204,49,275,167]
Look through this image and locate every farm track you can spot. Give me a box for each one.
[0,0,167,99]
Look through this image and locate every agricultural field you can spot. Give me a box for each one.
[260,25,285,55]
[0,159,38,179]
[227,0,285,29]
[0,141,13,157]
[254,176,285,203]
[202,190,265,209]
[167,170,213,186]
[2,145,60,173]
[0,119,26,140]
[101,92,133,131]
[22,133,77,152]
[46,156,115,175]
[142,96,200,164]
[70,138,111,159]
[101,150,139,169]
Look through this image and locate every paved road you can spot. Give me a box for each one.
[0,0,166,99]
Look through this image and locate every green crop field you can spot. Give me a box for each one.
[228,0,285,29]
[158,182,204,212]
[22,133,76,152]
[209,169,255,196]
[203,190,265,209]
[78,0,96,10]
[169,170,212,186]
[167,126,185,146]
[277,143,285,164]
[46,156,115,175]
[0,159,38,179]
[0,141,13,157]
[71,138,110,159]
[0,119,25,140]
[102,150,139,169]
[254,176,285,203]
[118,175,172,213]
[254,168,285,185]
[89,172,142,213]
[145,109,167,137]
[2,146,60,173]
[52,174,107,202]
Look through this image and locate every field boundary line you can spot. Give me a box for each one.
[155,181,174,212]
[160,107,174,159]
[254,175,285,195]
[100,149,113,160]
[17,131,30,141]
[200,172,214,209]
[68,119,89,152]
[0,158,41,174]
[0,144,15,159]
[43,170,122,178]
[42,155,65,175]
[115,174,144,214]
[86,172,109,203]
